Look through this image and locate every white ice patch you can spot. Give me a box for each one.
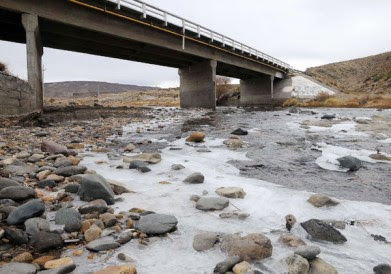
[77,135,391,274]
[315,142,391,172]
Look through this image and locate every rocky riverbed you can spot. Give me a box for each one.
[0,106,390,274]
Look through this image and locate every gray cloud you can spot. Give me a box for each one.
[0,0,390,86]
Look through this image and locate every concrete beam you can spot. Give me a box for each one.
[240,75,274,106]
[22,13,43,112]
[179,60,217,110]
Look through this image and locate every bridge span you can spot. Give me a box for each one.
[0,0,292,113]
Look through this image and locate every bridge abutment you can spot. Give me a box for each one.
[240,75,274,106]
[22,13,43,112]
[179,60,217,110]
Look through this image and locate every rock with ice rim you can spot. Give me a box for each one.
[307,194,339,208]
[213,256,241,274]
[184,172,204,184]
[135,213,178,235]
[336,156,362,171]
[78,174,115,205]
[301,219,347,243]
[193,232,219,251]
[196,197,229,211]
[216,187,246,199]
[86,237,120,252]
[294,246,321,260]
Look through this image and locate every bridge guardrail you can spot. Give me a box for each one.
[110,0,292,70]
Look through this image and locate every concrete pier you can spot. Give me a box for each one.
[22,13,43,112]
[179,60,217,110]
[240,75,274,106]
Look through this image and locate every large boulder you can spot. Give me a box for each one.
[308,258,338,274]
[123,153,161,164]
[7,199,45,225]
[215,187,246,199]
[336,156,362,171]
[78,174,115,205]
[221,233,272,261]
[0,186,35,201]
[193,232,219,251]
[29,231,63,252]
[196,197,229,211]
[135,214,178,235]
[0,262,37,274]
[55,208,81,233]
[307,194,339,208]
[0,177,20,190]
[301,219,347,243]
[53,166,87,177]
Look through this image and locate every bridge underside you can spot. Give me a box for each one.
[0,0,289,113]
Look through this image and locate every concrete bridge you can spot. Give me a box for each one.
[0,0,292,113]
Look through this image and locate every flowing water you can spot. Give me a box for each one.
[73,107,391,273]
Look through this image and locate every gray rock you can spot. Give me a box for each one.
[41,140,69,155]
[0,186,35,201]
[116,231,133,245]
[78,199,108,214]
[64,183,80,193]
[196,197,229,211]
[294,246,321,260]
[37,180,56,189]
[301,219,347,243]
[184,172,204,184]
[231,128,248,136]
[0,198,17,207]
[54,166,87,177]
[128,160,148,169]
[214,256,241,274]
[308,258,338,274]
[374,264,391,274]
[193,232,219,251]
[286,254,310,274]
[3,164,38,176]
[321,113,336,120]
[29,231,63,252]
[336,156,362,171]
[4,227,28,245]
[0,262,37,274]
[7,199,45,225]
[37,264,76,274]
[219,211,250,220]
[307,194,339,208]
[55,208,81,232]
[78,174,115,205]
[24,217,50,236]
[190,195,201,202]
[86,237,120,252]
[137,166,151,173]
[54,159,73,168]
[0,177,20,190]
[171,164,185,170]
[135,213,178,235]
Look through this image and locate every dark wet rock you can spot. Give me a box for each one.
[374,264,391,274]
[128,160,148,170]
[78,199,108,214]
[286,254,309,274]
[231,128,248,136]
[221,233,273,261]
[294,245,321,260]
[64,183,79,193]
[86,237,120,252]
[135,213,178,235]
[371,234,388,243]
[184,172,204,184]
[53,166,87,177]
[301,219,347,243]
[307,194,339,208]
[321,113,336,120]
[78,174,115,205]
[193,232,219,251]
[37,263,76,274]
[213,256,241,274]
[41,140,68,156]
[219,211,250,220]
[0,177,20,190]
[137,166,151,173]
[37,179,57,189]
[55,208,81,233]
[29,231,63,252]
[0,186,35,201]
[336,156,362,171]
[171,164,185,170]
[24,217,50,236]
[7,199,45,225]
[196,197,229,211]
[0,262,37,274]
[4,227,29,245]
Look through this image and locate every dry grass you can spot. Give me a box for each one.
[283,93,391,109]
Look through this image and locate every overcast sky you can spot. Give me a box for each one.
[0,0,390,87]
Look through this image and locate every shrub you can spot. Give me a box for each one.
[324,98,339,106]
[283,97,300,107]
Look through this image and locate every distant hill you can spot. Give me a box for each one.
[44,81,156,98]
[305,51,391,94]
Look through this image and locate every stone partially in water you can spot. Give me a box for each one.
[193,232,219,251]
[196,197,229,211]
[308,258,338,274]
[307,194,339,208]
[231,128,248,136]
[213,256,241,274]
[135,213,178,235]
[53,166,87,177]
[373,264,391,274]
[78,174,115,205]
[286,254,310,274]
[301,219,347,243]
[186,132,205,142]
[184,172,204,184]
[86,237,120,252]
[294,246,321,260]
[215,187,246,199]
[285,214,297,231]
[321,113,336,120]
[279,234,306,247]
[128,160,148,169]
[123,153,161,164]
[336,156,362,171]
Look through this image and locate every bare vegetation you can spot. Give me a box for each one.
[0,62,7,73]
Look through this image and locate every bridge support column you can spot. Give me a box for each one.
[22,14,43,112]
[179,60,216,110]
[240,75,274,106]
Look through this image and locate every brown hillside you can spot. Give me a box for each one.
[305,51,391,94]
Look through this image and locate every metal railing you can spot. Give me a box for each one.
[109,0,292,70]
